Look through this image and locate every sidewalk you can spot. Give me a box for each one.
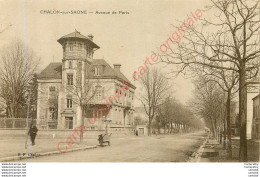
[198,138,260,162]
[0,137,98,162]
[0,133,137,162]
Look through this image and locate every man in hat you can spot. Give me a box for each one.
[28,124,38,145]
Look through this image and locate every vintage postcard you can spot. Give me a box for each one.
[0,0,259,176]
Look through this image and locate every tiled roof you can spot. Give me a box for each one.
[57,31,99,49]
[37,59,135,88]
[89,59,132,83]
[37,63,62,80]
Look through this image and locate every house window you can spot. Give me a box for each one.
[49,107,56,119]
[69,61,72,69]
[87,47,91,57]
[63,44,66,52]
[65,117,73,129]
[67,95,72,108]
[67,74,73,85]
[95,86,102,99]
[94,67,102,76]
[69,43,73,51]
[79,43,82,49]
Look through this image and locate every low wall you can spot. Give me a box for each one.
[0,127,134,139]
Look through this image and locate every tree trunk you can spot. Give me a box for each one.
[239,65,247,162]
[220,130,222,144]
[79,106,84,144]
[216,127,219,142]
[210,118,216,138]
[223,118,226,149]
[148,122,152,136]
[226,90,232,158]
[218,127,221,142]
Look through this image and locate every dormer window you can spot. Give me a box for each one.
[94,66,103,76]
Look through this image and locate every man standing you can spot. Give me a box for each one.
[28,124,38,145]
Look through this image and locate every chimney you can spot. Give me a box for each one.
[88,34,93,41]
[113,64,121,72]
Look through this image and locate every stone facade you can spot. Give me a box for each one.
[252,94,260,140]
[37,31,135,130]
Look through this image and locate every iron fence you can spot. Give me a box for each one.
[0,118,36,128]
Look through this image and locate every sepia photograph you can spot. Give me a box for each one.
[0,0,259,172]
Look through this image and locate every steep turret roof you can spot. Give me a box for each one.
[57,30,100,49]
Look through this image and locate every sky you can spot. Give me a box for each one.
[0,0,209,106]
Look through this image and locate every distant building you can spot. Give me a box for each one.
[135,125,148,136]
[252,94,260,140]
[36,31,136,130]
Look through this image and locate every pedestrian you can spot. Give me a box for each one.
[28,124,38,146]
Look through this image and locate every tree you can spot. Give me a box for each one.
[156,97,172,134]
[0,40,39,119]
[28,74,38,120]
[65,64,100,144]
[155,97,204,134]
[134,115,147,126]
[160,0,260,161]
[138,68,169,136]
[189,64,239,157]
[190,78,226,138]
